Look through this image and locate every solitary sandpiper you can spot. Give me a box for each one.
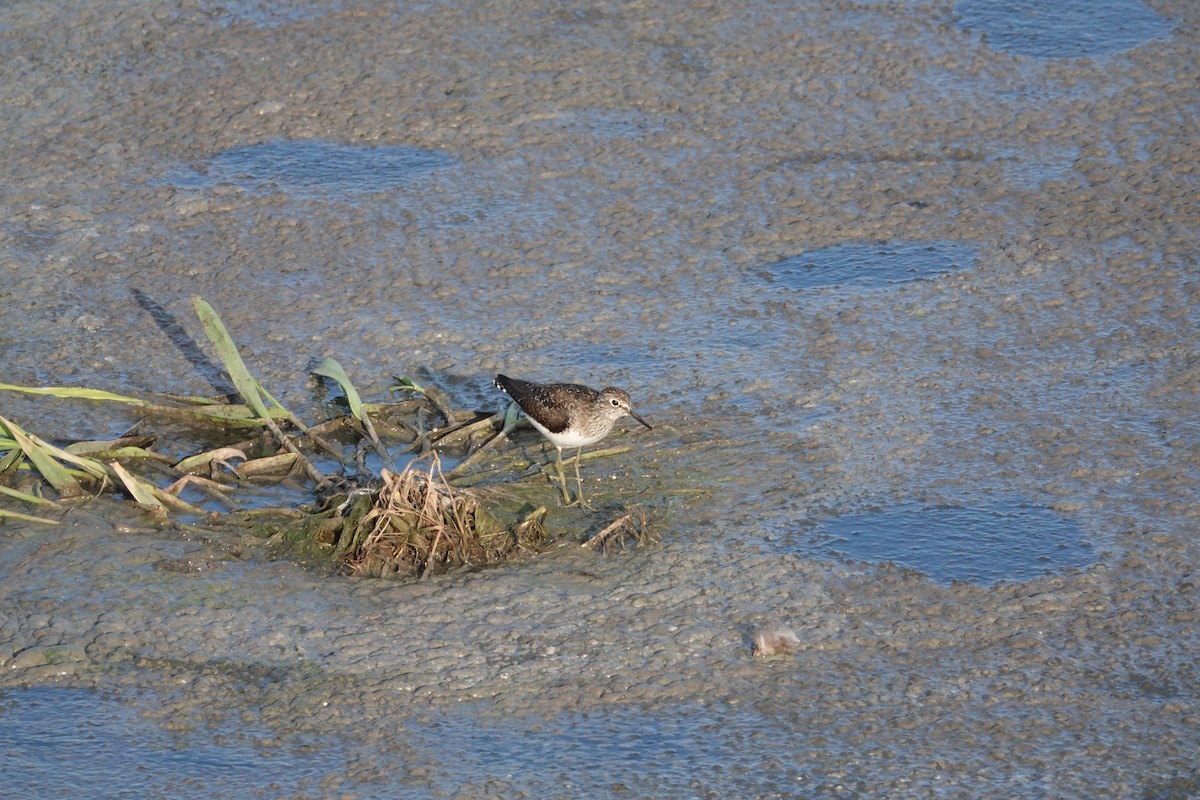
[495,373,652,509]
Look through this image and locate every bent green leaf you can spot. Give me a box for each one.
[109,461,163,510]
[191,296,269,418]
[312,357,365,421]
[0,415,86,498]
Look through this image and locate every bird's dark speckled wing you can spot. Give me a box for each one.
[496,374,596,434]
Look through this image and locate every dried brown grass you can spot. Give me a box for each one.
[347,455,546,579]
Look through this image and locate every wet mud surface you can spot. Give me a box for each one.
[2,0,1199,796]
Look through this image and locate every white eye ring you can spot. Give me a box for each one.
[610,398,621,407]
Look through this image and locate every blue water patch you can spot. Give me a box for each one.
[956,0,1173,58]
[170,140,452,196]
[0,686,347,798]
[801,501,1093,585]
[761,240,977,291]
[405,701,809,798]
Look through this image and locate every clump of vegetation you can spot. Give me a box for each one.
[1,296,655,576]
[0,413,194,523]
[338,455,547,579]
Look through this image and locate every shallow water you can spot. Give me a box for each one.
[798,500,1093,585]
[166,140,453,197]
[2,0,1199,796]
[0,686,348,798]
[759,240,979,291]
[957,0,1174,58]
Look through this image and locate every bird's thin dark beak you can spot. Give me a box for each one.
[630,410,653,430]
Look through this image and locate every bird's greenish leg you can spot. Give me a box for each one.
[554,446,573,506]
[573,447,594,510]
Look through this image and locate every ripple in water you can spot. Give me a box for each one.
[801,501,1093,585]
[171,140,452,196]
[956,0,1173,58]
[761,240,978,291]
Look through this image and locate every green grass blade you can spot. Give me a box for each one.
[108,461,163,510]
[167,403,286,425]
[191,296,269,418]
[0,508,60,525]
[313,358,393,469]
[0,383,147,404]
[0,483,57,505]
[254,381,301,426]
[311,357,365,421]
[236,452,299,477]
[27,434,109,480]
[0,442,21,473]
[80,446,158,461]
[391,376,425,395]
[0,384,282,426]
[154,393,240,406]
[175,447,247,473]
[0,415,86,497]
[65,435,155,457]
[150,485,206,515]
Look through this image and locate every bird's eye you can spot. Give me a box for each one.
[610,398,620,407]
